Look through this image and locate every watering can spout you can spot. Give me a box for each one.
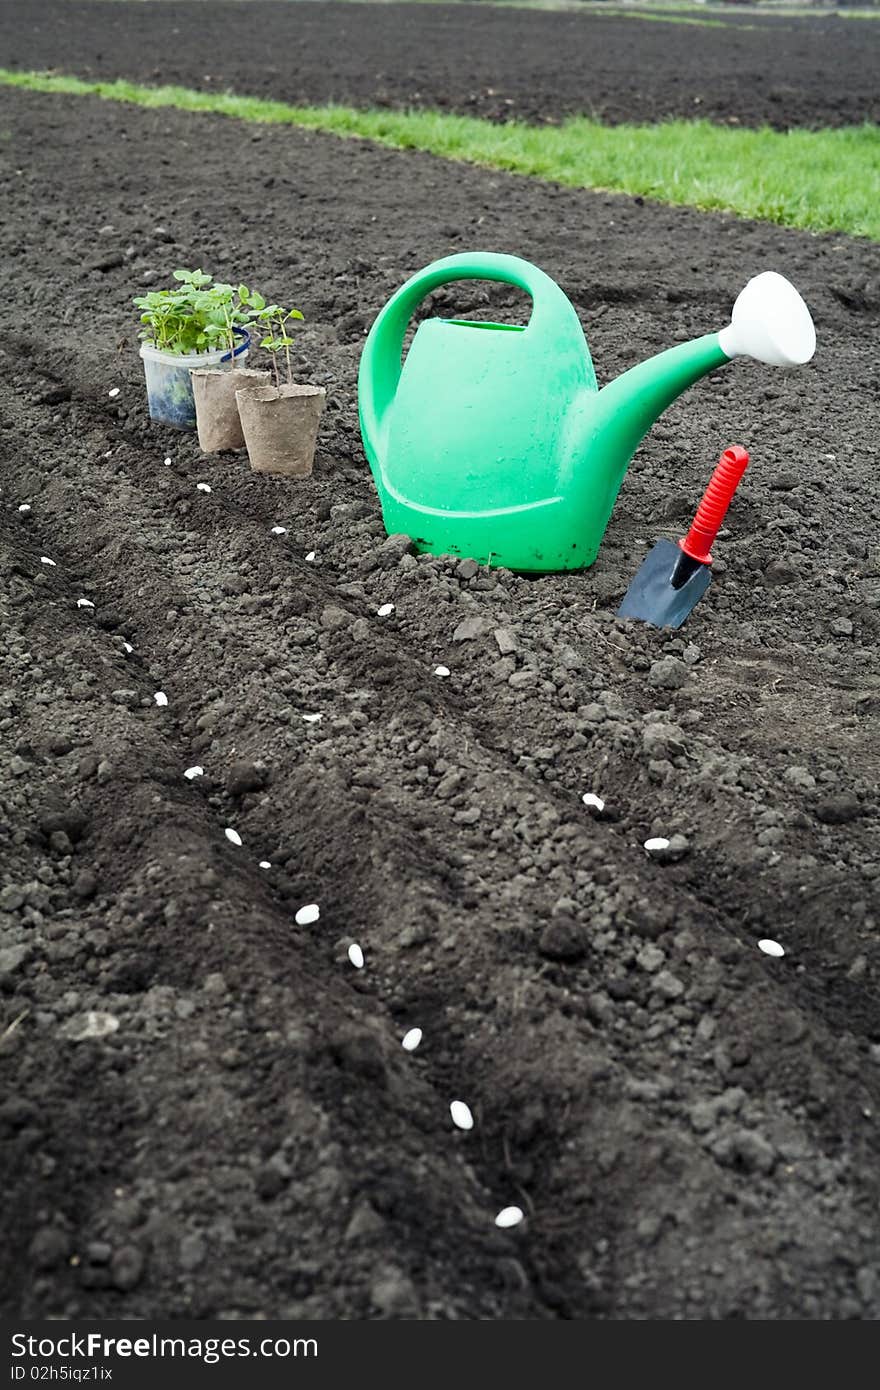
[592,332,730,479]
[584,271,816,539]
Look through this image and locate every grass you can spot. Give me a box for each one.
[88,0,880,17]
[327,0,880,16]
[331,1,880,24]
[571,8,733,25]
[82,0,880,12]
[573,2,880,19]
[328,0,739,22]
[1,68,878,240]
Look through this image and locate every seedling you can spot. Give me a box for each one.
[210,281,254,357]
[250,300,305,388]
[134,269,251,356]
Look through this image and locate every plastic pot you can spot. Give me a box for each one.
[191,367,271,452]
[235,383,326,477]
[140,332,250,429]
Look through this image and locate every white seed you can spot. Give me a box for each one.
[108,387,120,399]
[434,665,451,677]
[582,792,605,812]
[302,713,322,723]
[758,938,785,958]
[18,503,31,513]
[259,861,271,870]
[270,526,287,535]
[348,942,365,969]
[63,1010,120,1042]
[402,1028,422,1052]
[76,598,95,609]
[495,1206,524,1229]
[305,550,316,562]
[225,827,242,846]
[40,556,56,566]
[163,456,171,467]
[153,691,168,707]
[183,765,204,780]
[295,903,320,926]
[644,837,670,854]
[450,1100,474,1131]
[196,482,212,493]
[122,641,134,654]
[377,603,395,617]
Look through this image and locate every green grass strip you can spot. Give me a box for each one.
[2,68,878,239]
[82,0,880,19]
[64,0,880,17]
[594,10,732,26]
[329,0,737,24]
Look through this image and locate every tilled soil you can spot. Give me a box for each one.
[2,0,879,129]
[1,84,880,1321]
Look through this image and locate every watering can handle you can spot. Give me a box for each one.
[358,251,583,465]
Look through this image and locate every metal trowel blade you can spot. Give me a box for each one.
[616,539,711,630]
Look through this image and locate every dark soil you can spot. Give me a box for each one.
[1,74,880,1322]
[2,0,879,129]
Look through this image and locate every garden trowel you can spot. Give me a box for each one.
[617,445,749,629]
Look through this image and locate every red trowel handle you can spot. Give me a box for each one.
[679,445,750,566]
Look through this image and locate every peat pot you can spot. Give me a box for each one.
[236,383,326,477]
[191,367,270,452]
[139,332,250,429]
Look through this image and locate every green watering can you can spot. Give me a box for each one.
[358,252,815,572]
